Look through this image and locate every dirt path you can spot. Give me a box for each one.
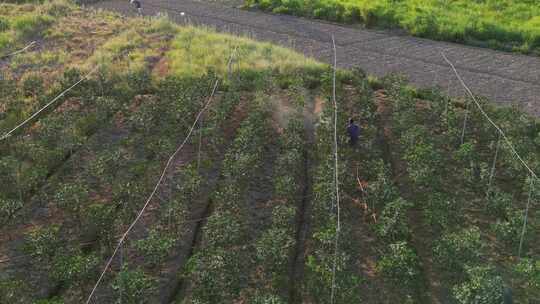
[92,0,540,117]
[287,94,317,303]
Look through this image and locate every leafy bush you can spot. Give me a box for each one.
[11,14,53,39]
[33,298,64,304]
[492,209,530,249]
[485,188,513,218]
[112,267,156,304]
[250,293,287,304]
[305,222,362,304]
[375,197,412,241]
[452,266,505,304]
[0,279,28,304]
[377,241,420,289]
[82,203,115,243]
[433,227,484,278]
[0,198,22,225]
[50,252,98,286]
[21,73,44,98]
[423,192,462,232]
[0,17,9,32]
[515,258,540,298]
[255,205,295,284]
[401,125,442,188]
[24,225,62,260]
[54,182,89,231]
[135,229,176,267]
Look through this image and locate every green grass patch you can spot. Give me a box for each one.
[166,25,324,79]
[247,0,540,55]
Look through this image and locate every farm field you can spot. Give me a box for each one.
[246,0,540,55]
[1,1,539,304]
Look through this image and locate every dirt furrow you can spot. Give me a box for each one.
[288,96,317,303]
[156,100,251,303]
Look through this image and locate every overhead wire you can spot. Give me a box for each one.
[84,46,237,304]
[0,41,36,59]
[0,66,99,141]
[329,34,341,304]
[442,52,538,257]
[441,52,538,181]
[518,177,534,257]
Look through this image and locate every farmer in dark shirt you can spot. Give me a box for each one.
[130,0,142,15]
[347,118,360,147]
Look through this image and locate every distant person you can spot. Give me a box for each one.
[130,0,142,15]
[347,118,360,147]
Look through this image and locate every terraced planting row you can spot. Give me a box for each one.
[1,2,539,303]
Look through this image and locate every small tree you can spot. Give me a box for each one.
[24,225,62,270]
[515,258,540,300]
[375,197,412,241]
[492,209,531,250]
[112,267,155,304]
[453,266,504,304]
[377,241,420,290]
[433,226,483,279]
[51,252,98,288]
[134,229,176,268]
[0,279,28,304]
[54,182,89,232]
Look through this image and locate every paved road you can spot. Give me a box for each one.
[92,0,540,116]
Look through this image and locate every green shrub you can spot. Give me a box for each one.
[0,279,29,304]
[250,293,287,304]
[452,266,505,304]
[515,258,540,298]
[135,229,176,267]
[377,241,420,289]
[0,198,23,225]
[0,17,9,32]
[375,197,412,241]
[423,192,462,232]
[401,125,442,187]
[112,267,156,304]
[82,203,115,243]
[24,225,62,260]
[50,252,98,286]
[433,227,483,278]
[485,188,513,218]
[492,208,531,249]
[21,73,44,98]
[54,182,89,231]
[33,298,63,304]
[11,14,53,39]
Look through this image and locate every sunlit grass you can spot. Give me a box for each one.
[248,0,540,54]
[0,0,74,54]
[167,25,324,78]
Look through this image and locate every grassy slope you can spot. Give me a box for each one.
[246,0,540,55]
[0,1,539,304]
